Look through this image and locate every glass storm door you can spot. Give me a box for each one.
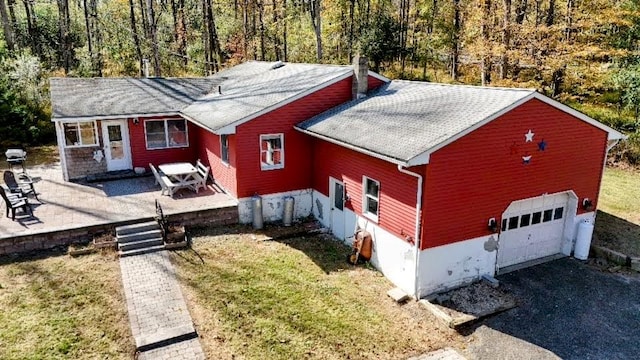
[330,178,346,240]
[101,120,132,171]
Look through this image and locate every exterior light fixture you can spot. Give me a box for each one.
[488,217,498,233]
[582,198,593,211]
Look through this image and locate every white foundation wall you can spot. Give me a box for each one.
[238,189,313,224]
[418,235,498,297]
[311,190,416,296]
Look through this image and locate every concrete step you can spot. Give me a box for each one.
[117,229,163,244]
[116,221,160,236]
[119,245,165,257]
[118,237,164,252]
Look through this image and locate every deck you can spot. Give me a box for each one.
[0,163,238,254]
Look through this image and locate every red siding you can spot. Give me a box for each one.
[194,126,239,197]
[312,140,421,243]
[422,99,609,249]
[129,116,196,168]
[367,74,386,91]
[235,77,354,198]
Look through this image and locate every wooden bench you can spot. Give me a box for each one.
[194,159,211,193]
[149,163,178,197]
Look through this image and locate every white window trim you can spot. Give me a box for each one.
[61,120,99,148]
[220,134,230,165]
[144,118,189,150]
[260,133,284,170]
[362,176,380,223]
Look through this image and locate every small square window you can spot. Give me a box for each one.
[145,118,189,149]
[543,209,553,222]
[63,121,97,147]
[508,216,519,230]
[520,214,531,227]
[554,207,564,220]
[532,212,542,224]
[260,134,284,170]
[363,176,380,222]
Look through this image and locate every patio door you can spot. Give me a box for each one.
[329,178,346,240]
[101,120,132,171]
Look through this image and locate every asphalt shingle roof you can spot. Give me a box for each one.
[181,62,352,131]
[50,77,217,119]
[297,81,535,164]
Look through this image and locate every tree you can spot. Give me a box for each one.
[0,0,14,51]
[359,10,400,72]
[310,0,322,61]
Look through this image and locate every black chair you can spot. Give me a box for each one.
[0,186,32,220]
[3,170,39,201]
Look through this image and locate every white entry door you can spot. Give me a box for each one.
[101,120,132,171]
[329,178,346,240]
[497,193,569,269]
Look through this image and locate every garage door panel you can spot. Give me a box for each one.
[498,193,569,269]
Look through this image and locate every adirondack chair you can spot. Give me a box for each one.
[0,186,32,220]
[3,170,39,201]
[194,159,211,193]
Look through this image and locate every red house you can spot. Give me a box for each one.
[50,59,624,298]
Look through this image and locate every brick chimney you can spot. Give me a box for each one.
[352,55,368,100]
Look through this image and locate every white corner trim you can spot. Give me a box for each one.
[55,121,70,181]
[213,71,354,135]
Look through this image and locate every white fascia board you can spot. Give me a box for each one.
[214,71,353,135]
[368,70,391,83]
[52,112,181,123]
[406,91,627,166]
[531,93,627,141]
[294,126,408,167]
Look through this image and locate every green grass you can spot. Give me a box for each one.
[172,225,461,360]
[594,167,640,257]
[0,251,134,359]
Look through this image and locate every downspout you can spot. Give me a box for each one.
[397,164,423,300]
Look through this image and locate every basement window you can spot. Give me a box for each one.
[221,135,229,164]
[260,134,284,170]
[63,121,98,147]
[363,176,380,222]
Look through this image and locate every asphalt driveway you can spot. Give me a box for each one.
[464,258,640,360]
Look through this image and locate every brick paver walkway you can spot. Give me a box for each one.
[120,251,205,359]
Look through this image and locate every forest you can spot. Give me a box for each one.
[0,0,639,164]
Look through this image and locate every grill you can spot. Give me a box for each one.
[5,149,27,173]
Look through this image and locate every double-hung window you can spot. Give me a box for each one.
[221,135,229,164]
[363,176,380,222]
[63,121,98,147]
[145,118,188,149]
[260,134,284,170]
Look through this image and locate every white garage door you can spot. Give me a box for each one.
[497,193,569,269]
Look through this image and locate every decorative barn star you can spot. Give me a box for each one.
[525,129,535,142]
[522,155,532,164]
[538,139,547,151]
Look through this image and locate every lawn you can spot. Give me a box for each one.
[0,250,134,359]
[594,166,640,257]
[171,225,465,360]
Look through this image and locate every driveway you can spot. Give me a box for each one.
[464,258,640,360]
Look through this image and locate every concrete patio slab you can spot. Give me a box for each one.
[0,163,237,241]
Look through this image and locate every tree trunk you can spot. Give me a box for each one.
[481,0,491,85]
[57,0,73,73]
[272,0,281,60]
[551,65,565,97]
[0,0,14,51]
[203,0,221,72]
[348,0,354,60]
[177,0,187,65]
[22,0,38,56]
[515,0,527,24]
[428,0,437,34]
[146,0,161,76]
[283,0,287,61]
[138,0,149,38]
[546,0,555,26]
[258,0,265,60]
[83,0,93,62]
[565,0,573,42]
[501,0,511,79]
[451,0,460,80]
[310,0,322,62]
[128,0,144,75]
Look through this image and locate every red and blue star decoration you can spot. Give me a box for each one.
[512,129,547,165]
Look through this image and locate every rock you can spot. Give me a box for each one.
[631,257,640,273]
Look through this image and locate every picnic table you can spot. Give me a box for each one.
[158,162,200,194]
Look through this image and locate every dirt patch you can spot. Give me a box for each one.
[423,282,517,328]
[593,210,640,258]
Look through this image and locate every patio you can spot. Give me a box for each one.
[0,162,238,243]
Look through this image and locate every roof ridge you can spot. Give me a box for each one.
[390,79,537,92]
